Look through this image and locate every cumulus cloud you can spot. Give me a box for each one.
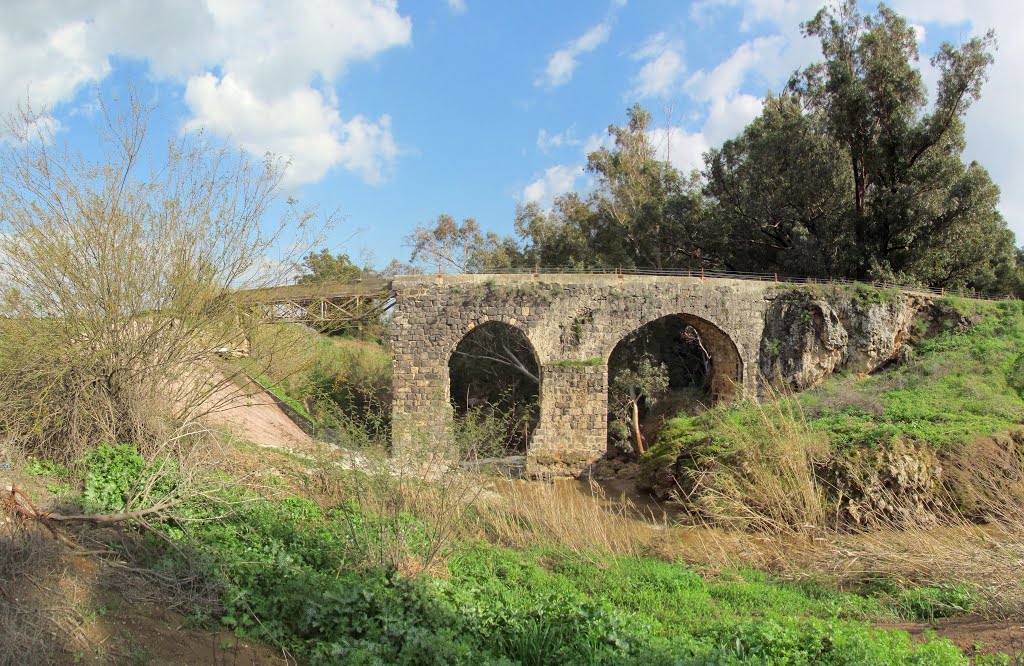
[628,33,686,99]
[520,164,585,207]
[0,0,413,186]
[537,21,612,88]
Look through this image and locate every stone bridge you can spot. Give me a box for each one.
[390,273,778,476]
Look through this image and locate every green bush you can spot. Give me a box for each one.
[82,443,145,513]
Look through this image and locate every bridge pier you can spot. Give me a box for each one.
[528,363,608,477]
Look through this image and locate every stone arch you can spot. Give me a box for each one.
[606,312,743,403]
[447,319,542,455]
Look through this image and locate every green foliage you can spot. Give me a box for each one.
[784,1,1013,292]
[405,214,520,272]
[81,443,145,514]
[609,355,671,453]
[892,584,976,622]
[452,401,537,460]
[140,482,967,665]
[294,248,367,284]
[23,458,71,479]
[243,326,392,440]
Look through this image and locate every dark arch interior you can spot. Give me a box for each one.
[448,322,540,457]
[607,314,741,453]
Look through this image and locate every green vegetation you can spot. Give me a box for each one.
[129,480,964,665]
[806,299,1024,450]
[243,324,392,440]
[644,297,1024,535]
[550,358,604,368]
[655,299,1024,460]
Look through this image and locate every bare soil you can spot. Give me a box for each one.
[881,616,1024,658]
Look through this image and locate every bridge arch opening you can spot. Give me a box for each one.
[448,321,540,458]
[607,314,742,454]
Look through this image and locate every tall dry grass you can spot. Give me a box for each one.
[474,479,668,558]
[470,392,1024,617]
[685,395,831,534]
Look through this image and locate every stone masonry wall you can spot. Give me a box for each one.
[390,274,774,477]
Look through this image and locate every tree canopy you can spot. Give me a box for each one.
[418,2,1019,296]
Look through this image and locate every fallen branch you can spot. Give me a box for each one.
[4,484,181,555]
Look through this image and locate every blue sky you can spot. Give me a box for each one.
[2,1,1021,273]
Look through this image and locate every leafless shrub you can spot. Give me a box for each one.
[0,92,330,462]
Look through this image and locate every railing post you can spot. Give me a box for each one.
[774,272,778,284]
[701,266,705,282]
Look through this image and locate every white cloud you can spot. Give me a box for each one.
[648,126,710,174]
[537,21,611,88]
[686,36,786,101]
[908,23,926,43]
[691,0,820,31]
[628,33,685,99]
[185,75,398,186]
[446,0,467,14]
[0,0,413,186]
[520,164,585,207]
[537,126,581,153]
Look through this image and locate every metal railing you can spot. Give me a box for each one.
[456,265,1013,302]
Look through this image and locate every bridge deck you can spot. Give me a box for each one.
[238,278,394,324]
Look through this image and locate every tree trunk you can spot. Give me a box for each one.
[630,400,645,454]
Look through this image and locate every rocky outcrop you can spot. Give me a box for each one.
[760,287,924,391]
[823,441,944,528]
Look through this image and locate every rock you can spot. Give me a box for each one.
[824,441,944,528]
[760,295,848,390]
[760,287,924,391]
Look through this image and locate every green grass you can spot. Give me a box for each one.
[655,299,1024,464]
[57,434,991,665]
[550,358,605,368]
[239,325,392,432]
[132,486,969,665]
[803,299,1024,450]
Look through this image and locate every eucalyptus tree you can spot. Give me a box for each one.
[792,0,1013,288]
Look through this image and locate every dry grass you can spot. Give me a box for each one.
[688,395,831,534]
[474,478,668,558]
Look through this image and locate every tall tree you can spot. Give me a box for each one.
[704,93,852,277]
[788,1,1012,288]
[405,214,520,273]
[515,105,708,271]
